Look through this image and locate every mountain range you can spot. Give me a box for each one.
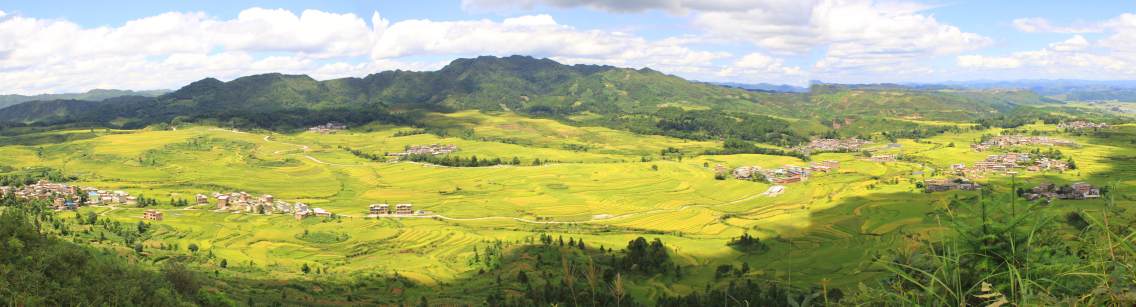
[0,55,1118,143]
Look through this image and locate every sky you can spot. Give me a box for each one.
[0,0,1134,94]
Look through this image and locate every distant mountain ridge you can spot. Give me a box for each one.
[0,55,1084,138]
[0,89,169,109]
[906,80,1136,101]
[712,82,807,93]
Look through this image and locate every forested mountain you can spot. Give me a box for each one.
[0,89,168,110]
[0,55,1074,143]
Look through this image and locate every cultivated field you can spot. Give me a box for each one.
[1,115,1131,299]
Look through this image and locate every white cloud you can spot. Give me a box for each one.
[464,0,990,75]
[370,14,734,78]
[956,34,1136,78]
[0,7,743,94]
[1011,17,1101,33]
[461,0,763,14]
[717,52,804,83]
[958,12,1136,79]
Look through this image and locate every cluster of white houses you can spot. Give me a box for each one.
[924,178,982,192]
[730,160,840,184]
[1057,121,1109,130]
[202,191,332,220]
[1,180,138,210]
[392,144,459,156]
[972,135,1076,152]
[950,153,1071,177]
[1025,182,1101,200]
[793,138,871,154]
[367,203,426,217]
[865,154,898,163]
[308,122,348,134]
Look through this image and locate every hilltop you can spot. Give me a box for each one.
[0,55,1108,145]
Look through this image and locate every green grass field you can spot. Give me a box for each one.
[2,114,1132,302]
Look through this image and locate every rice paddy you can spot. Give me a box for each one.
[2,114,1131,295]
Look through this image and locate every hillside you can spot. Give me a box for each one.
[0,89,168,110]
[0,56,1081,144]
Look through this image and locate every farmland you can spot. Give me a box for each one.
[1,109,1132,304]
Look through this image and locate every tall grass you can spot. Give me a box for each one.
[855,184,1136,306]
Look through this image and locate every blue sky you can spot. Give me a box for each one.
[1,0,1134,93]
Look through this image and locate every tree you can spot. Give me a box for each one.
[162,262,201,296]
[301,263,311,274]
[220,259,228,268]
[187,243,199,253]
[137,221,148,234]
[133,242,144,253]
[517,270,529,284]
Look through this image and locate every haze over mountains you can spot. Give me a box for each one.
[0,89,168,110]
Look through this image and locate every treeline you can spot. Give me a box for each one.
[402,154,527,167]
[704,138,810,160]
[342,146,386,162]
[973,108,1065,129]
[0,167,76,187]
[583,107,807,147]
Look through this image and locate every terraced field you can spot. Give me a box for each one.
[2,115,1131,295]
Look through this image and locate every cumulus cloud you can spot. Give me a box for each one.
[0,7,751,94]
[466,0,991,78]
[461,0,761,14]
[371,14,731,75]
[717,52,804,83]
[958,12,1136,79]
[957,35,1135,78]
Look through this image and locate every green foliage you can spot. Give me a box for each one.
[621,237,670,274]
[0,201,189,305]
[727,232,770,254]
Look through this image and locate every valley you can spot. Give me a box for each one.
[2,103,1132,304]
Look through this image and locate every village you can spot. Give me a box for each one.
[202,191,337,220]
[971,135,1076,152]
[792,138,871,154]
[1,180,139,210]
[1024,182,1101,200]
[725,160,840,184]
[308,122,348,134]
[1057,121,1109,130]
[391,144,459,156]
[949,152,1072,177]
[0,179,441,222]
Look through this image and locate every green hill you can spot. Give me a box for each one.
[0,89,168,110]
[0,55,1080,144]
